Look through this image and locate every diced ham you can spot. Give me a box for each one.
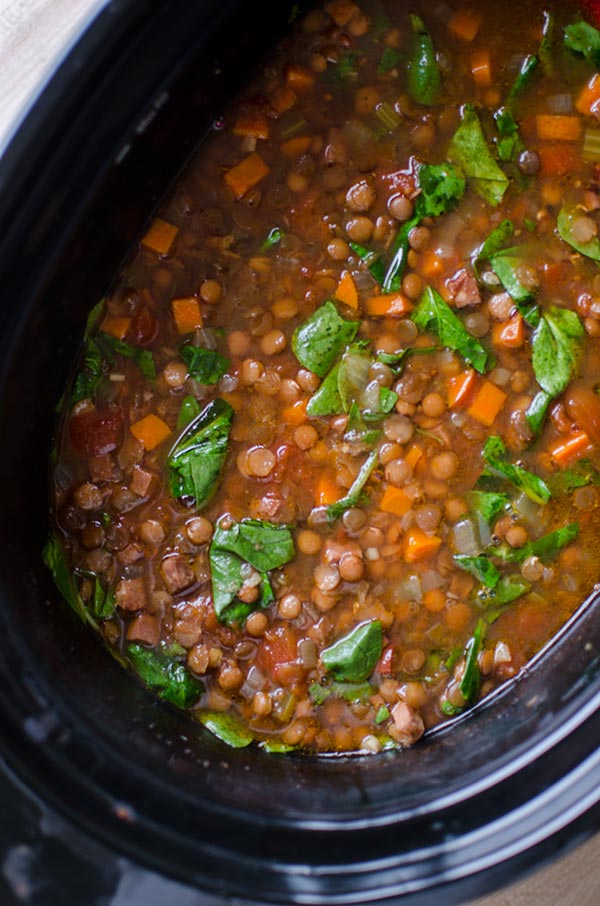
[130,465,154,497]
[126,612,161,645]
[161,555,195,594]
[390,701,425,747]
[118,543,145,565]
[323,539,362,565]
[446,268,482,308]
[70,407,123,457]
[115,577,147,612]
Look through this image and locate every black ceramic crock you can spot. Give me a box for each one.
[1,2,600,903]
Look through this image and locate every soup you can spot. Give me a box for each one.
[45,0,600,753]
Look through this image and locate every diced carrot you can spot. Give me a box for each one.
[380,486,412,516]
[549,431,591,466]
[449,8,481,41]
[492,312,524,349]
[282,399,308,427]
[576,73,600,118]
[536,115,582,142]
[470,48,491,86]
[447,369,477,408]
[423,588,447,612]
[325,0,360,26]
[281,135,312,157]
[335,271,359,310]
[315,473,340,507]
[467,382,507,427]
[538,144,579,176]
[141,218,178,255]
[233,113,270,140]
[403,527,442,564]
[130,414,171,451]
[100,315,131,340]
[420,249,445,278]
[224,152,270,199]
[366,293,413,317]
[405,444,423,469]
[220,390,244,412]
[270,85,297,115]
[172,297,203,335]
[285,64,316,93]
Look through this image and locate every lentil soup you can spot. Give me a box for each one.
[46,0,600,753]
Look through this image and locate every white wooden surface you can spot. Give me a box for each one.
[0,2,599,903]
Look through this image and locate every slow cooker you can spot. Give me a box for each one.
[2,1,600,903]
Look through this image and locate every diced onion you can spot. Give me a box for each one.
[421,569,445,593]
[396,573,422,603]
[453,517,480,557]
[513,491,541,525]
[476,513,492,550]
[494,642,511,665]
[546,93,574,115]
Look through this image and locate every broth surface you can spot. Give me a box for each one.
[47,0,600,752]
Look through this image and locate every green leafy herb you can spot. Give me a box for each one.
[508,53,539,105]
[382,212,421,292]
[416,162,466,218]
[42,534,97,629]
[448,105,509,207]
[564,19,600,69]
[349,241,386,285]
[378,47,403,74]
[467,490,509,524]
[407,13,442,106]
[167,398,233,506]
[127,644,203,708]
[412,285,489,373]
[472,220,514,276]
[549,459,600,493]
[321,619,383,683]
[176,395,201,431]
[180,343,230,385]
[493,106,523,163]
[261,227,285,251]
[197,710,254,747]
[325,449,379,520]
[557,206,600,261]
[520,522,579,563]
[487,574,530,605]
[292,300,359,378]
[209,518,295,623]
[375,705,390,724]
[459,619,485,702]
[454,554,500,589]
[98,332,156,380]
[482,436,551,504]
[526,307,584,433]
[488,248,539,322]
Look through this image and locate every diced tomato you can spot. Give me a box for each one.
[256,625,298,680]
[377,643,395,676]
[69,408,123,457]
[129,304,158,346]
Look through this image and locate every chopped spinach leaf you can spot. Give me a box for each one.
[521,522,579,563]
[454,554,500,589]
[508,53,539,105]
[441,700,463,717]
[558,206,600,261]
[349,241,386,285]
[378,47,403,74]
[180,343,230,385]
[382,212,421,292]
[472,220,514,276]
[338,344,372,413]
[459,619,485,702]
[209,518,295,623]
[488,248,539,320]
[416,162,466,218]
[261,227,285,251]
[526,307,584,433]
[326,449,379,520]
[97,332,156,380]
[412,285,489,373]
[564,19,600,70]
[127,644,203,708]
[375,705,390,724]
[549,459,600,493]
[91,576,116,621]
[306,362,343,417]
[321,619,383,683]
[42,534,97,629]
[482,436,551,504]
[448,105,509,207]
[198,710,254,747]
[167,398,233,506]
[467,490,510,524]
[292,301,359,377]
[489,574,530,605]
[407,13,442,106]
[176,394,201,431]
